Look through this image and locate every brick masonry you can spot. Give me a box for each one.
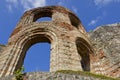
[0,72,113,80]
[0,6,93,77]
[0,6,119,79]
[89,24,120,78]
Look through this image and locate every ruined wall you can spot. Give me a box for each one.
[0,6,93,77]
[1,72,118,80]
[89,23,120,78]
[0,45,7,75]
[0,6,119,79]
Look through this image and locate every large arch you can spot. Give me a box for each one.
[24,42,50,72]
[14,34,52,71]
[11,28,57,73]
[0,6,94,77]
[3,25,58,76]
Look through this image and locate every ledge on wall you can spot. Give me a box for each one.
[0,70,120,80]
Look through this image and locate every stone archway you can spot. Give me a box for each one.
[0,6,93,77]
[14,33,53,72]
[24,42,50,72]
[9,26,58,75]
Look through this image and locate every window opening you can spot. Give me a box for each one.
[36,17,52,22]
[76,37,90,71]
[23,43,50,72]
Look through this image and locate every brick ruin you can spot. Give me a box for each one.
[0,6,119,78]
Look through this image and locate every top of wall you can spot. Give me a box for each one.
[0,44,6,54]
[0,71,119,80]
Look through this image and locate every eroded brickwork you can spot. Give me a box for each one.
[0,6,119,79]
[89,24,120,78]
[0,6,93,77]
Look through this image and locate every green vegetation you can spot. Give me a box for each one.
[56,70,120,80]
[14,66,24,80]
[89,30,93,33]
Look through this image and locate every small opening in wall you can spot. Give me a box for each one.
[76,37,90,71]
[36,17,52,22]
[23,43,50,72]
[69,14,80,29]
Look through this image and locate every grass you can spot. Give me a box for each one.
[55,70,120,80]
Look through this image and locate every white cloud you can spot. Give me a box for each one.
[57,1,66,7]
[88,11,107,26]
[72,6,78,14]
[88,19,98,26]
[6,0,46,11]
[94,0,120,6]
[94,0,112,6]
[6,0,18,4]
[6,0,18,7]
[21,0,46,10]
[7,4,13,12]
[88,16,102,26]
[58,2,64,5]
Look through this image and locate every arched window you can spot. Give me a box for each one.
[14,34,53,72]
[68,13,80,28]
[24,43,50,72]
[76,37,90,71]
[36,17,52,22]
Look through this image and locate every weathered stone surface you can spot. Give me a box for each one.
[0,6,93,77]
[0,72,114,80]
[89,23,120,78]
[0,5,120,79]
[0,44,5,54]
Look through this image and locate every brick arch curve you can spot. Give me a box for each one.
[10,6,86,39]
[76,37,93,71]
[15,32,57,72]
[7,26,58,75]
[20,6,80,23]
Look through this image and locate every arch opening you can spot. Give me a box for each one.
[36,17,52,22]
[24,43,50,72]
[76,37,90,71]
[33,10,52,22]
[69,13,80,29]
[15,34,53,72]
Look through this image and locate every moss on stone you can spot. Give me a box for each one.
[56,70,120,80]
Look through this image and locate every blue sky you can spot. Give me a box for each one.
[0,0,120,72]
